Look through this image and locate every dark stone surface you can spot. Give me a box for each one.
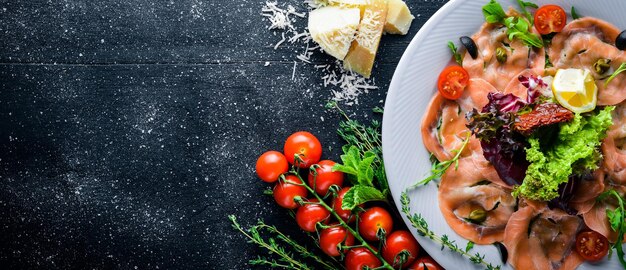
[0,0,446,269]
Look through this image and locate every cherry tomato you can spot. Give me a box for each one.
[358,207,394,242]
[408,256,443,270]
[295,198,330,232]
[382,230,420,268]
[333,187,357,223]
[308,160,344,196]
[534,5,566,35]
[319,225,355,257]
[256,151,289,183]
[284,131,322,168]
[345,247,382,270]
[273,175,307,209]
[575,230,609,261]
[437,65,469,100]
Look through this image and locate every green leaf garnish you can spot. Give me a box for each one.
[598,189,626,268]
[448,41,463,65]
[516,0,538,24]
[482,0,507,24]
[571,6,581,20]
[482,0,543,48]
[605,62,626,86]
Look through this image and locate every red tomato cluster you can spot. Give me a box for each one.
[255,131,444,269]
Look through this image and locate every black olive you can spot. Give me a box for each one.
[493,242,508,264]
[460,36,478,59]
[616,30,626,50]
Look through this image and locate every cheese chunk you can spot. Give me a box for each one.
[343,0,388,78]
[384,0,414,35]
[308,6,361,60]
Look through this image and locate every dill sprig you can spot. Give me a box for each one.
[228,215,338,270]
[413,132,471,187]
[400,192,502,270]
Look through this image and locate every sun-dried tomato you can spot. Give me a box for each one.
[514,103,574,135]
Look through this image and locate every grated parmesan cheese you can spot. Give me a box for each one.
[261,0,378,104]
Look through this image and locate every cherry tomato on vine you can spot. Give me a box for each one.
[408,256,443,270]
[575,230,609,261]
[256,151,289,183]
[273,175,307,209]
[319,225,355,257]
[308,160,344,196]
[295,198,330,232]
[284,131,322,168]
[358,207,394,242]
[382,230,420,268]
[534,5,566,35]
[332,187,357,223]
[437,65,469,100]
[345,247,382,270]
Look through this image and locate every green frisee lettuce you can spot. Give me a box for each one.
[513,106,615,201]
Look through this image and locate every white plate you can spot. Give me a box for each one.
[382,0,626,269]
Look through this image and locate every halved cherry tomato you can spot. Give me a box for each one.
[437,65,469,100]
[284,131,322,168]
[295,198,330,232]
[534,5,566,35]
[575,230,609,261]
[358,207,394,242]
[273,175,307,209]
[256,151,289,183]
[332,187,357,223]
[308,160,344,196]
[345,247,382,270]
[319,225,355,257]
[408,256,443,270]
[382,230,420,268]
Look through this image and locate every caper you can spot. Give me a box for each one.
[593,59,611,74]
[468,209,487,223]
[616,30,626,50]
[496,47,507,63]
[460,36,478,59]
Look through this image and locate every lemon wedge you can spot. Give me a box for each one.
[552,68,597,113]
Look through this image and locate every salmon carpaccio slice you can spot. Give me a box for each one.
[602,101,626,184]
[438,159,516,244]
[463,12,545,91]
[421,78,496,162]
[548,17,626,105]
[504,205,584,270]
[582,184,626,243]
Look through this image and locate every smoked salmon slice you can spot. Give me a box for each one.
[504,205,584,270]
[602,101,626,184]
[438,159,516,244]
[463,11,545,91]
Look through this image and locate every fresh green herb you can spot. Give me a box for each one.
[334,146,376,186]
[605,62,626,86]
[413,132,471,187]
[465,241,475,252]
[401,191,501,270]
[503,17,544,48]
[482,0,543,48]
[482,0,507,24]
[571,6,581,20]
[598,189,626,268]
[229,215,338,270]
[326,101,389,196]
[516,0,538,24]
[448,41,463,65]
[341,184,386,210]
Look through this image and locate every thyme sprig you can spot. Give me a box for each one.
[413,132,471,187]
[229,215,334,270]
[400,191,501,270]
